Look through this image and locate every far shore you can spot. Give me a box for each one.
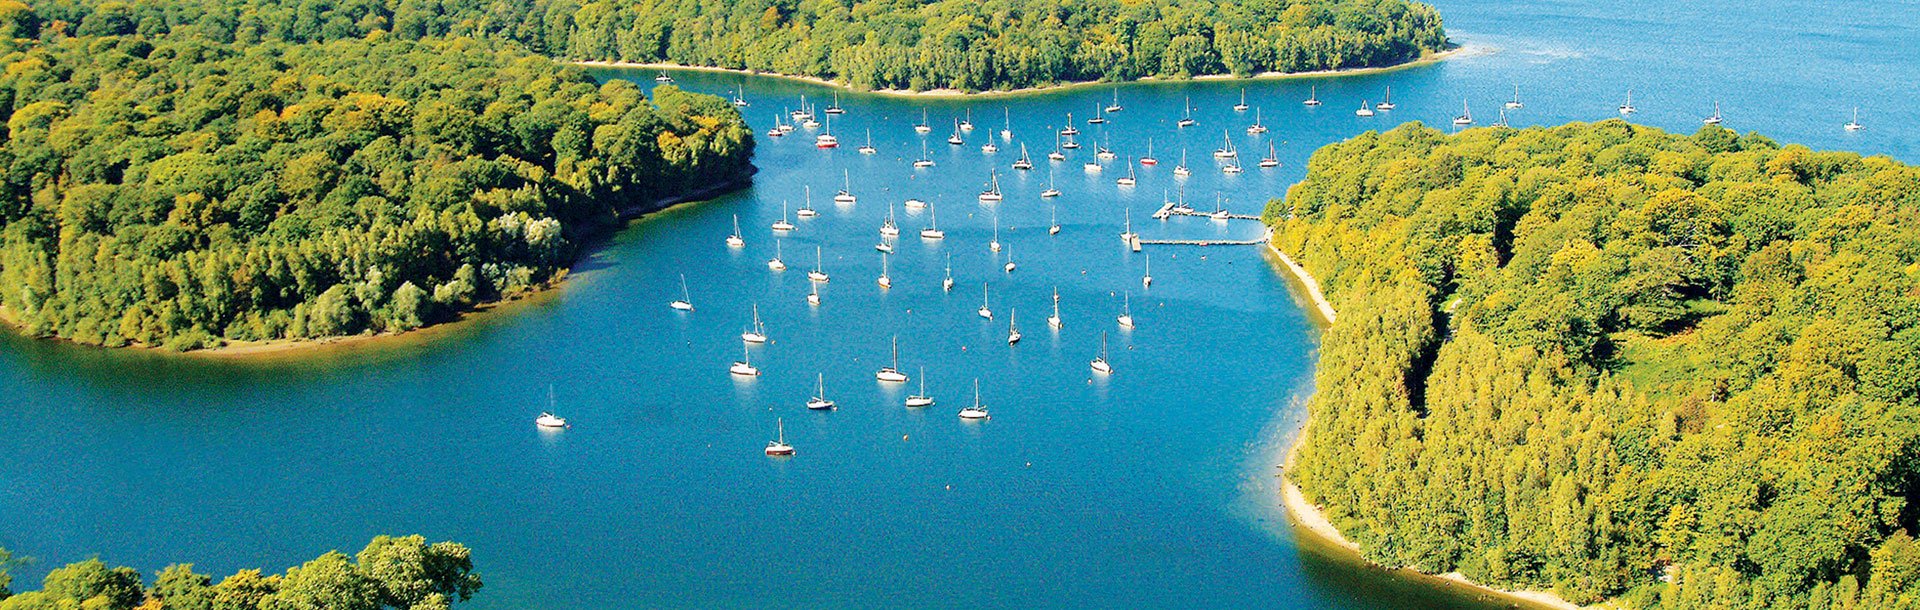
[575,47,1464,99]
[1263,240,1582,610]
[0,173,755,360]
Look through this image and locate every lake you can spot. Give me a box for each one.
[3,0,1914,608]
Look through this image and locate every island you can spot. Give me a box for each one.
[0,6,754,351]
[0,536,480,610]
[1265,120,1920,608]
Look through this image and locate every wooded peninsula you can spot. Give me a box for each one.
[1267,120,1920,608]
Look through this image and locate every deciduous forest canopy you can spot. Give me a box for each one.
[0,536,481,610]
[26,0,1449,92]
[1267,120,1920,608]
[0,3,754,350]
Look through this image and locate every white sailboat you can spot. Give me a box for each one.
[814,112,838,148]
[767,239,787,271]
[1213,130,1237,158]
[943,254,955,292]
[1303,86,1322,106]
[670,274,694,311]
[1000,107,1013,140]
[1247,108,1269,134]
[978,282,993,319]
[1142,254,1153,288]
[834,170,857,204]
[773,199,796,230]
[1007,307,1022,344]
[1012,144,1034,170]
[1505,85,1524,109]
[536,386,568,428]
[796,186,819,218]
[905,367,934,407]
[1048,288,1063,328]
[881,202,900,237]
[1117,159,1137,186]
[1174,149,1191,177]
[1120,207,1137,243]
[1618,89,1637,115]
[1376,86,1396,111]
[1355,100,1375,117]
[1106,89,1123,114]
[1062,113,1080,136]
[1703,102,1724,125]
[921,204,945,239]
[960,109,975,131]
[877,252,892,288]
[858,129,877,154]
[732,85,748,107]
[1141,138,1159,165]
[808,246,829,282]
[764,418,794,456]
[948,121,965,145]
[807,281,820,306]
[726,215,745,247]
[1049,133,1067,161]
[1049,206,1061,235]
[1259,142,1280,168]
[1118,292,1136,328]
[990,216,1002,252]
[981,140,999,154]
[876,336,909,382]
[1083,159,1102,172]
[978,170,1003,202]
[905,198,927,209]
[741,303,768,343]
[1088,101,1107,124]
[1178,97,1196,127]
[1042,169,1062,198]
[1004,244,1015,273]
[730,344,760,376]
[914,142,935,168]
[1233,89,1249,112]
[1453,100,1474,126]
[807,373,836,410]
[1845,107,1864,132]
[824,91,844,115]
[1062,136,1081,150]
[1096,142,1117,160]
[958,379,989,419]
[914,108,931,133]
[766,113,785,138]
[1090,331,1113,374]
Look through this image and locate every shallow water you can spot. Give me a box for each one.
[3,0,1914,608]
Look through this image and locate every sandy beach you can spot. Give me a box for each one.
[1267,241,1582,610]
[575,47,1464,99]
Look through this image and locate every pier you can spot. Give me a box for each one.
[1151,200,1263,221]
[1126,227,1273,251]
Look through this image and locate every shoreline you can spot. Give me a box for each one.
[0,173,755,359]
[1264,240,1581,610]
[575,47,1464,99]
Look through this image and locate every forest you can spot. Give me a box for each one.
[0,536,481,610]
[23,0,1449,92]
[0,6,754,350]
[1265,120,1920,608]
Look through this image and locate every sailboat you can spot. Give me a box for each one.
[943,254,955,292]
[1303,86,1322,106]
[766,113,786,137]
[947,121,965,146]
[921,204,945,239]
[1118,292,1136,328]
[1233,89,1249,112]
[1222,160,1243,175]
[876,336,908,382]
[773,199,796,230]
[655,72,672,83]
[1703,102,1724,125]
[1096,140,1117,160]
[1355,100,1375,117]
[1083,158,1103,172]
[990,216,1003,252]
[1142,254,1153,288]
[905,367,934,407]
[807,373,836,410]
[1042,169,1062,198]
[834,170,857,204]
[1003,245,1015,273]
[1213,130,1238,158]
[1173,190,1195,214]
[958,379,989,419]
[1000,107,1013,140]
[764,418,794,456]
[1090,331,1113,374]
[1106,89,1123,114]
[1049,133,1067,161]
[796,186,819,218]
[1088,101,1107,124]
[1062,136,1081,150]
[1495,107,1510,128]
[1012,144,1034,170]
[1061,113,1080,136]
[1453,100,1474,126]
[914,142,935,168]
[1178,97,1197,127]
[1120,207,1137,243]
[978,282,993,319]
[915,108,931,133]
[726,215,745,247]
[1048,288,1063,328]
[1173,149,1191,177]
[1049,206,1061,235]
[877,252,892,288]
[767,239,789,271]
[1141,139,1159,165]
[1845,108,1864,132]
[777,110,796,132]
[1248,108,1269,134]
[881,202,900,237]
[1505,85,1523,109]
[905,198,927,209]
[1618,89,1637,115]
[534,386,568,428]
[1007,307,1022,344]
[1259,142,1280,168]
[1376,86,1396,111]
[978,170,1003,202]
[1117,159,1138,186]
[808,246,829,282]
[960,109,975,131]
[730,344,760,376]
[741,303,768,343]
[814,113,838,148]
[858,129,877,154]
[670,274,694,311]
[981,139,999,154]
[807,281,820,306]
[824,91,844,115]
[1211,195,1231,220]
[732,85,749,107]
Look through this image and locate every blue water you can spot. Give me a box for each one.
[3,1,1915,608]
